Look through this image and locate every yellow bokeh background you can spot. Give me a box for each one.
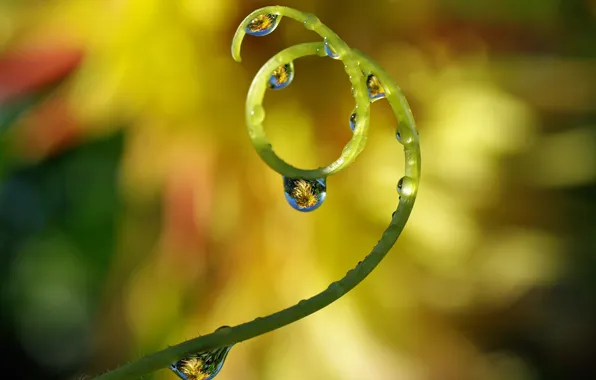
[1,0,595,379]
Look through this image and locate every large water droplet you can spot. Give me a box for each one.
[397,176,415,197]
[268,62,294,90]
[366,74,386,101]
[170,345,233,380]
[283,177,326,212]
[396,129,412,144]
[245,14,279,36]
[349,109,357,131]
[324,38,340,59]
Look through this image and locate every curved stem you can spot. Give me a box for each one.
[93,198,416,380]
[93,6,420,380]
[235,6,371,180]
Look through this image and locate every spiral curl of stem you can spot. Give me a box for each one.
[93,6,420,380]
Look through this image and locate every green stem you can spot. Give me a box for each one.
[236,6,371,180]
[93,201,416,380]
[93,6,420,380]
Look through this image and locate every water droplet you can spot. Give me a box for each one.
[283,177,326,212]
[215,325,231,333]
[249,105,265,124]
[367,74,386,101]
[268,62,294,90]
[170,345,233,380]
[245,14,280,36]
[302,14,321,30]
[327,282,344,295]
[397,176,415,197]
[396,129,413,144]
[324,38,340,59]
[349,109,357,131]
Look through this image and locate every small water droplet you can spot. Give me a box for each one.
[324,38,340,59]
[397,176,415,197]
[349,109,357,131]
[170,345,233,380]
[245,14,280,36]
[283,176,326,212]
[302,14,321,30]
[366,74,386,101]
[268,62,294,90]
[327,282,344,294]
[396,129,413,144]
[249,105,265,124]
[215,325,231,333]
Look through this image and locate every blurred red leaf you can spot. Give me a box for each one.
[14,95,82,158]
[0,46,83,104]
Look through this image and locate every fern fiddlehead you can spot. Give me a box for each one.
[93,6,420,380]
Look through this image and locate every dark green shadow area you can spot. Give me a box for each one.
[0,132,124,380]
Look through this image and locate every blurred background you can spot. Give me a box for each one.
[1,0,595,379]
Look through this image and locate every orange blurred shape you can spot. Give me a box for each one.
[14,95,81,159]
[0,46,83,104]
[161,149,215,260]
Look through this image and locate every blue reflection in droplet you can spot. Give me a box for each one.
[366,74,386,101]
[245,14,280,36]
[170,345,233,380]
[324,38,340,59]
[283,176,327,212]
[349,110,357,131]
[269,62,294,90]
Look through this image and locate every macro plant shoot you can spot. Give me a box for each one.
[2,1,589,380]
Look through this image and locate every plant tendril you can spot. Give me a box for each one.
[93,6,420,380]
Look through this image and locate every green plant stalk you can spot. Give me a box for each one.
[93,6,420,380]
[92,204,417,380]
[234,6,371,180]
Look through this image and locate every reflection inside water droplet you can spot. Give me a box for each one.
[349,109,357,131]
[366,74,385,101]
[269,62,294,90]
[170,345,233,380]
[396,129,413,144]
[245,14,279,36]
[283,177,327,212]
[324,38,340,59]
[397,176,415,197]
